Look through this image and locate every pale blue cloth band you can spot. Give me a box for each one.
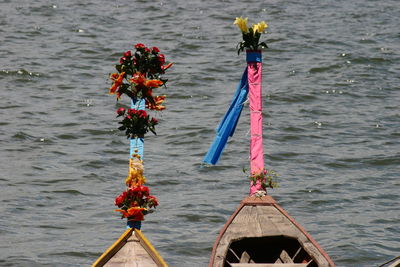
[130,98,146,159]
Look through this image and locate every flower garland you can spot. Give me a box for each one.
[108,43,172,222]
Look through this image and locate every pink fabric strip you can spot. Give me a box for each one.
[247,55,265,195]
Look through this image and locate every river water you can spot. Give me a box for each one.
[0,0,399,266]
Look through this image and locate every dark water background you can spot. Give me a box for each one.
[0,0,399,266]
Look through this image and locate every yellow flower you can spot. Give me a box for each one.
[256,21,268,33]
[252,23,259,33]
[234,16,249,33]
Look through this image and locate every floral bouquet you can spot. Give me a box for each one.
[114,154,159,221]
[116,108,158,138]
[109,43,172,106]
[234,17,268,54]
[248,169,278,191]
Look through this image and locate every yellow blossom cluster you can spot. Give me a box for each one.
[234,17,268,34]
[125,154,146,187]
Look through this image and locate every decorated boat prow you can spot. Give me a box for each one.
[93,43,172,266]
[205,17,335,267]
[209,195,335,267]
[92,228,167,267]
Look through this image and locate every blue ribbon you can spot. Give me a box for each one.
[130,98,145,160]
[203,68,249,165]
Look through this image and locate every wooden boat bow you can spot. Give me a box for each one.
[209,195,335,267]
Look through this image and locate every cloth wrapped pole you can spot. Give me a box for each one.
[203,69,249,165]
[130,98,145,160]
[247,51,265,195]
[127,97,145,229]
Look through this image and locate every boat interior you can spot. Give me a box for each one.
[224,235,317,267]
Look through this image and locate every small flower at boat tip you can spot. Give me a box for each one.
[134,43,145,49]
[116,107,126,117]
[234,16,249,33]
[254,190,266,198]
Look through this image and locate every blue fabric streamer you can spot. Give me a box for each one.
[203,68,249,165]
[130,98,145,160]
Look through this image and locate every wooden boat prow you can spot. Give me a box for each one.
[209,195,335,267]
[93,228,167,267]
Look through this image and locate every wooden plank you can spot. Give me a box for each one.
[230,264,308,267]
[92,228,133,267]
[280,250,294,263]
[239,251,251,263]
[389,259,400,267]
[209,196,335,267]
[134,229,168,267]
[92,228,167,267]
[104,232,158,267]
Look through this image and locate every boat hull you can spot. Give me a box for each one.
[92,228,168,267]
[209,195,335,267]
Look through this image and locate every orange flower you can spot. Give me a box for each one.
[130,72,164,89]
[146,95,166,111]
[115,207,145,220]
[109,72,125,95]
[162,62,173,71]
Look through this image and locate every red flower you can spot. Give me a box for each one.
[116,107,126,117]
[158,54,165,65]
[124,50,132,57]
[120,57,126,64]
[151,47,160,53]
[114,191,127,207]
[151,117,158,124]
[128,108,138,116]
[144,47,150,53]
[135,43,145,49]
[138,110,148,118]
[147,195,159,208]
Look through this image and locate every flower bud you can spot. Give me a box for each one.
[124,50,132,58]
[116,107,126,117]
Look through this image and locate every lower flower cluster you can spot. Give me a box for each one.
[114,154,159,221]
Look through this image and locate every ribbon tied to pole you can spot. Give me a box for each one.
[204,51,265,180]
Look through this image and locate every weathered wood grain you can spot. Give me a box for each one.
[210,196,335,267]
[230,264,308,267]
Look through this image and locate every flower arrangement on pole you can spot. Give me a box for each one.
[108,43,173,226]
[234,16,268,54]
[234,17,277,195]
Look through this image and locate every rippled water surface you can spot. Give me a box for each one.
[0,0,399,266]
